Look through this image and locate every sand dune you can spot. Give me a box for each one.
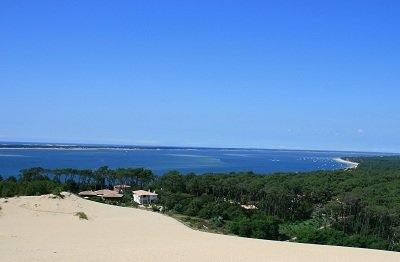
[1,193,399,262]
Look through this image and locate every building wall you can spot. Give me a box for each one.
[133,194,158,204]
[133,194,141,204]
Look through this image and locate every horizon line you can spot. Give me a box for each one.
[0,140,398,155]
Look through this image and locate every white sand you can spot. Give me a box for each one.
[334,157,359,169]
[1,193,399,262]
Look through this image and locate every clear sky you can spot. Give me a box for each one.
[1,1,399,152]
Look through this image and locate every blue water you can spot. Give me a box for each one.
[0,148,386,178]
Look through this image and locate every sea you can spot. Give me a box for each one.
[0,143,392,178]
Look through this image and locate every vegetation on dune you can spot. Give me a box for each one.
[1,157,400,251]
[75,211,88,220]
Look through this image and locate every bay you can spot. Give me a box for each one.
[0,147,388,178]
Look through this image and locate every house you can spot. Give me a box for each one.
[133,190,158,205]
[78,191,97,197]
[113,184,131,193]
[94,189,123,199]
[94,189,118,196]
[78,189,123,200]
[102,192,123,199]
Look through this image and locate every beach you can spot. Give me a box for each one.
[1,193,399,262]
[334,157,359,169]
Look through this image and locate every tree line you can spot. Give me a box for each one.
[154,156,400,251]
[0,166,155,196]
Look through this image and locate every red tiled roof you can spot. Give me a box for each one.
[103,193,123,198]
[133,190,157,196]
[94,189,118,195]
[78,191,97,196]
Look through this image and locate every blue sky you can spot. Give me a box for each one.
[1,1,399,152]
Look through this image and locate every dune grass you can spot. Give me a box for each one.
[75,211,88,220]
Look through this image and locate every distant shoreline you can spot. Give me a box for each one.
[334,158,359,169]
[0,143,392,154]
[0,147,159,151]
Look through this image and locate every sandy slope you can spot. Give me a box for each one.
[0,194,399,262]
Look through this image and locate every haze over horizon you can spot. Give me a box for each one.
[1,1,399,152]
[0,140,398,155]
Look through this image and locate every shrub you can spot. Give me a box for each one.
[151,204,160,212]
[52,187,64,198]
[75,211,88,220]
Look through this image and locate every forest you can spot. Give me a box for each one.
[1,156,399,251]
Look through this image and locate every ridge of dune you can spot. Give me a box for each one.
[0,193,399,262]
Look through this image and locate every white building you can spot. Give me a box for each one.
[133,190,158,205]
